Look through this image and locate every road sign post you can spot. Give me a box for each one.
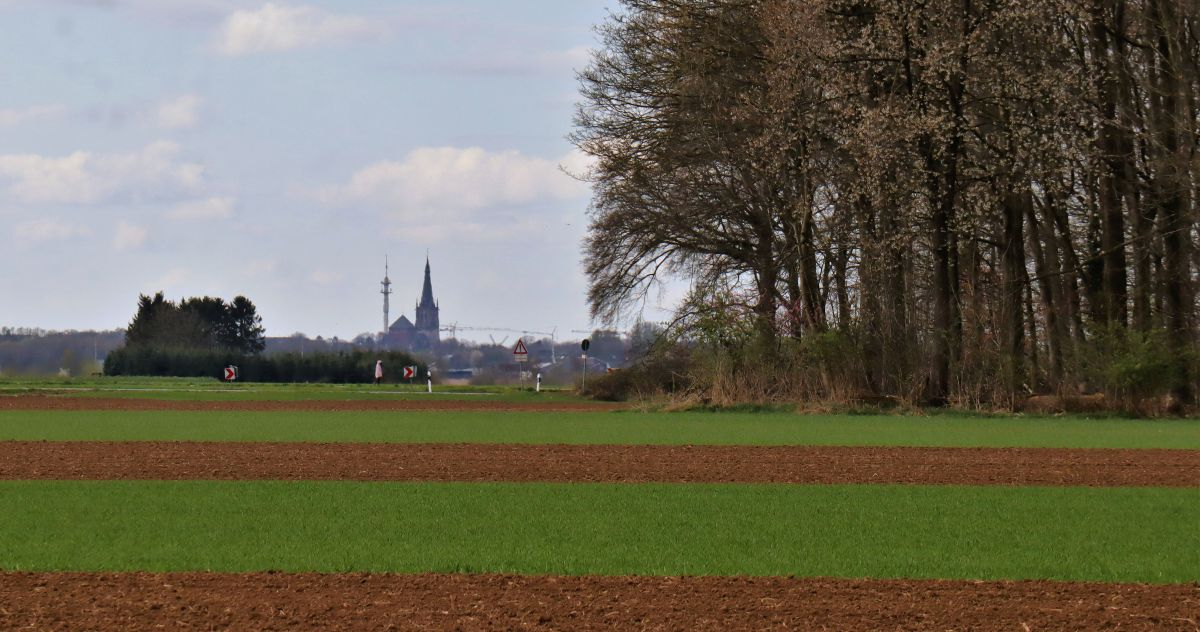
[223,366,238,382]
[581,339,591,391]
[513,338,530,383]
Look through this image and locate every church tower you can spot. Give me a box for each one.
[414,256,440,347]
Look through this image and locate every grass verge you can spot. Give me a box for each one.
[0,481,1195,583]
[0,379,574,402]
[1,411,1198,448]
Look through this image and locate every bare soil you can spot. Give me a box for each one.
[2,441,1197,487]
[0,394,623,412]
[2,572,1196,631]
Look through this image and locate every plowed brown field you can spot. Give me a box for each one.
[2,441,1197,487]
[6,395,1194,630]
[0,394,622,412]
[2,572,1196,631]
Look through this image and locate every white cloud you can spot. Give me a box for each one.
[168,196,235,220]
[113,221,148,250]
[155,95,202,130]
[0,104,66,127]
[316,146,591,242]
[0,141,204,205]
[323,146,588,212]
[13,218,90,242]
[215,3,379,56]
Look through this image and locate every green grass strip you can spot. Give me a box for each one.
[0,481,1195,583]
[1,410,1198,448]
[0,381,571,403]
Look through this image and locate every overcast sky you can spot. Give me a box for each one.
[0,0,675,341]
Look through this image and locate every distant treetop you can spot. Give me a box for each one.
[124,292,266,354]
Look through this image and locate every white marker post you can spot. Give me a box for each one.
[426,370,433,394]
[536,372,542,393]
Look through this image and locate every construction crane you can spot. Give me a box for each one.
[572,322,667,337]
[441,324,560,363]
[571,328,628,336]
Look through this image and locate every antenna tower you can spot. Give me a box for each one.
[381,256,393,334]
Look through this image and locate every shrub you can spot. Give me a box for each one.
[1083,327,1184,415]
[105,346,424,384]
[584,348,692,402]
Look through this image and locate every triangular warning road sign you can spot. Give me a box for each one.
[513,339,529,355]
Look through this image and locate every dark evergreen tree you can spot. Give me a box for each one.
[122,292,266,354]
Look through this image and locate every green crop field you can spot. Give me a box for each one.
[0,481,1196,583]
[2,409,1199,449]
[0,378,573,402]
[4,379,1198,591]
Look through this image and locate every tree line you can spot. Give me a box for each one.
[105,293,422,383]
[104,345,425,384]
[0,330,123,377]
[575,0,1199,409]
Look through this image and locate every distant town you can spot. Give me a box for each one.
[0,256,656,384]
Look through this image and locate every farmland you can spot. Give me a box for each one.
[2,481,1198,582]
[5,408,1200,448]
[1,382,1198,629]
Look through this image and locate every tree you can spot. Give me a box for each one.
[575,0,1199,410]
[226,296,266,354]
[574,0,792,343]
[122,292,266,354]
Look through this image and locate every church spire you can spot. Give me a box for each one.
[419,255,435,308]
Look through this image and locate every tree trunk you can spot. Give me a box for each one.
[1003,191,1028,403]
[799,202,825,333]
[1029,194,1066,388]
[1147,0,1195,406]
[930,171,956,404]
[1092,0,1130,327]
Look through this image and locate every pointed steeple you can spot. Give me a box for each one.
[419,255,435,308]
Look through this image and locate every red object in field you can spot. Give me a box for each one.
[223,366,237,381]
[402,366,416,380]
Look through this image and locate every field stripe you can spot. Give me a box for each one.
[0,481,1196,583]
[3,572,1197,631]
[2,441,1197,487]
[0,395,611,411]
[3,410,1199,448]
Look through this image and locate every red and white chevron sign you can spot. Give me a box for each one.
[223,366,237,381]
[402,366,416,380]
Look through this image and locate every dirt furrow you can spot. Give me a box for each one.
[1,572,1196,631]
[2,441,1196,486]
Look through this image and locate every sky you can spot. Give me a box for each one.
[0,0,674,341]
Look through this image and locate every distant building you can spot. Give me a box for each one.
[382,257,441,352]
